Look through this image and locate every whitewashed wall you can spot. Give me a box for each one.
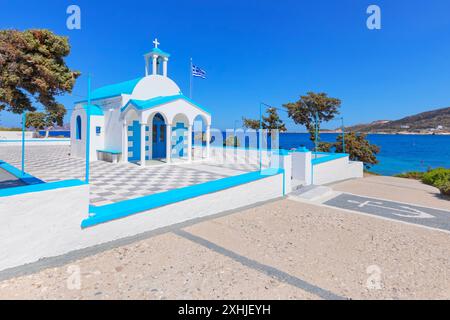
[0,184,90,271]
[0,131,34,140]
[99,97,123,152]
[70,109,105,161]
[0,173,283,272]
[312,157,364,185]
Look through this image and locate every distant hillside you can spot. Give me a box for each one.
[347,107,450,133]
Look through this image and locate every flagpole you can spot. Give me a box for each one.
[190,58,193,99]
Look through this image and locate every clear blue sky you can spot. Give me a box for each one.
[1,0,449,131]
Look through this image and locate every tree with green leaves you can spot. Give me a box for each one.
[242,107,287,132]
[284,92,341,142]
[319,132,380,169]
[0,29,80,127]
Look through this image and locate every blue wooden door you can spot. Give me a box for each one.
[152,115,167,159]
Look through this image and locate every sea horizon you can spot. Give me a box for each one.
[37,130,449,177]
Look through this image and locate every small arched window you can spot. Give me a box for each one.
[76,116,82,140]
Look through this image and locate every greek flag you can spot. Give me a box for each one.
[192,65,207,79]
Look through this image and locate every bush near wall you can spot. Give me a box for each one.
[422,168,450,196]
[395,171,425,180]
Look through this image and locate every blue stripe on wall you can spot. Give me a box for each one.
[81,168,283,228]
[128,121,141,162]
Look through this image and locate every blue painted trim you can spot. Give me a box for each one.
[82,104,104,116]
[0,160,44,185]
[74,94,122,104]
[0,179,84,197]
[295,147,310,152]
[272,149,290,156]
[81,168,283,228]
[311,153,349,166]
[148,48,171,57]
[75,78,143,103]
[122,94,211,115]
[97,149,122,155]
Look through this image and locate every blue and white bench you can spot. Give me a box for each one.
[96,150,122,164]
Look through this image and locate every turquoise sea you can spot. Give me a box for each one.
[280,133,450,176]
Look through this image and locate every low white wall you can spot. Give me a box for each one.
[0,184,90,271]
[197,147,272,168]
[292,151,312,185]
[0,173,283,272]
[0,139,70,147]
[0,131,34,140]
[313,157,364,185]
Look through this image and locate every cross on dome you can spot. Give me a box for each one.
[153,38,160,48]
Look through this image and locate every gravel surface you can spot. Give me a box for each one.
[1,197,449,300]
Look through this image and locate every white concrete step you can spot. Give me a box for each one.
[288,185,339,203]
[291,179,306,191]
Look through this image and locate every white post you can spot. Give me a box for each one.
[166,124,172,164]
[206,125,211,159]
[270,151,292,194]
[163,57,168,77]
[122,121,128,163]
[140,123,146,167]
[152,55,158,75]
[187,125,193,163]
[145,56,149,76]
[292,148,312,186]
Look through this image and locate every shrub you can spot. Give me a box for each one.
[437,180,450,196]
[421,168,450,197]
[422,168,450,186]
[395,171,424,180]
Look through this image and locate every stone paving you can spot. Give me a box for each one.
[0,145,255,206]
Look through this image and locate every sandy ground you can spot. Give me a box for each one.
[1,176,449,300]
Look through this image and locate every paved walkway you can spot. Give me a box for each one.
[0,146,256,205]
[325,193,450,232]
[1,194,449,300]
[330,175,449,211]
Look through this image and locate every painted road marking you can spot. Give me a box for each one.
[346,200,435,219]
[325,194,450,232]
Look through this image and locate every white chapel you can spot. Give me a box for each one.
[70,39,212,166]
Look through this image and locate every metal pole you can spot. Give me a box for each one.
[259,103,263,171]
[341,117,345,153]
[189,58,193,99]
[85,74,92,184]
[21,112,26,176]
[314,111,319,155]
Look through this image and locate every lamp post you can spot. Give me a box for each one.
[21,112,26,176]
[314,111,319,157]
[85,74,92,184]
[341,117,346,153]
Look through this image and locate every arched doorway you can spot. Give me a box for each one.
[152,113,167,159]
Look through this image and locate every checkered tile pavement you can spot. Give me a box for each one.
[0,145,256,206]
